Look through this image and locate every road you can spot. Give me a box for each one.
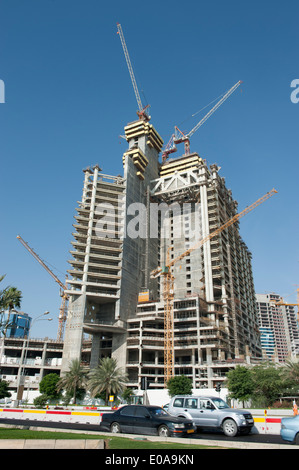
[0,417,290,446]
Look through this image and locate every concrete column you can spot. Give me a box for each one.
[200,185,213,303]
[90,334,101,369]
[82,165,100,292]
[40,342,47,379]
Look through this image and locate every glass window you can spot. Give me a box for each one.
[185,398,198,409]
[200,399,214,410]
[120,406,136,417]
[135,407,150,418]
[150,407,168,416]
[173,398,184,407]
[212,398,230,409]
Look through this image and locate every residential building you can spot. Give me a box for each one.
[0,336,69,401]
[256,293,299,362]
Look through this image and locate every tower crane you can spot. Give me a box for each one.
[117,22,150,121]
[16,235,68,342]
[162,80,242,161]
[150,188,278,384]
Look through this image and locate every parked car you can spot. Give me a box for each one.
[100,404,196,437]
[168,395,254,437]
[280,415,299,444]
[162,403,169,411]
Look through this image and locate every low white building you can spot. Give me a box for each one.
[0,336,65,402]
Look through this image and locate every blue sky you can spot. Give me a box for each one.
[0,0,298,339]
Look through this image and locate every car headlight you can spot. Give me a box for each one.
[174,423,185,429]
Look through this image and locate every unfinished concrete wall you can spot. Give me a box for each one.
[62,120,163,373]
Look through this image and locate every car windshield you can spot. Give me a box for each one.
[212,398,230,409]
[150,407,168,416]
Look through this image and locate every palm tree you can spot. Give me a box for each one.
[87,357,128,405]
[0,275,7,334]
[1,285,22,337]
[282,359,299,384]
[0,274,7,311]
[56,359,89,404]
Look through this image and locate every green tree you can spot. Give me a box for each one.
[0,379,11,399]
[0,276,15,336]
[226,366,254,406]
[281,360,299,385]
[87,357,128,405]
[56,359,88,404]
[122,387,134,404]
[1,286,22,336]
[0,275,6,304]
[251,364,288,407]
[39,373,61,400]
[166,375,192,397]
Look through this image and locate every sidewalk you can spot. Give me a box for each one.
[0,438,105,449]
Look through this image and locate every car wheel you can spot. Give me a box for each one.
[295,433,299,445]
[110,422,121,433]
[158,425,170,437]
[222,419,238,437]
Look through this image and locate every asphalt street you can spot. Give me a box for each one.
[0,417,290,446]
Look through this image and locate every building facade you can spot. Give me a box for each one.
[61,117,263,387]
[0,336,66,401]
[2,310,31,338]
[256,293,299,362]
[62,120,163,372]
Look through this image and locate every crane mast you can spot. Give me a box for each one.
[17,235,68,341]
[117,22,150,121]
[150,188,278,384]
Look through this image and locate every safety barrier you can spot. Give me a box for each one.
[0,408,103,425]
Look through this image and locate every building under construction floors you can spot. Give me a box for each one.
[61,118,263,388]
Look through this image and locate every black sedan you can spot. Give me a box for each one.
[100,405,196,437]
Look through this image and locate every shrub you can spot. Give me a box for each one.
[33,394,48,409]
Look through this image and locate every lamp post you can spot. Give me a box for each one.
[16,311,52,405]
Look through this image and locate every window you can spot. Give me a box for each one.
[120,406,136,417]
[135,407,150,418]
[173,398,184,407]
[185,398,198,409]
[199,399,215,410]
[150,407,168,416]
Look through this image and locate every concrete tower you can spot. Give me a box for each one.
[61,120,163,372]
[62,116,262,390]
[126,153,262,388]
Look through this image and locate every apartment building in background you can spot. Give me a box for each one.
[256,293,299,362]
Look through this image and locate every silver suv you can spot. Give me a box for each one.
[168,395,254,437]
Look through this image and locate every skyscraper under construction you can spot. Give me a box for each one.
[61,116,263,388]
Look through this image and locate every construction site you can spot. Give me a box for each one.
[11,24,282,395]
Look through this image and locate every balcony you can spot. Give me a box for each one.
[83,319,126,335]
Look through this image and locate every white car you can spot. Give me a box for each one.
[168,395,254,437]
